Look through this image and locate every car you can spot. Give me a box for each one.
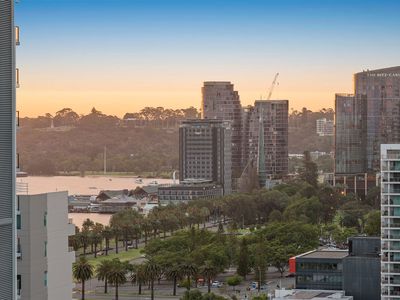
[211,281,223,288]
[285,273,295,278]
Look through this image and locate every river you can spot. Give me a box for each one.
[17,175,173,195]
[17,175,174,227]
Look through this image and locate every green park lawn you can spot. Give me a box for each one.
[86,248,143,268]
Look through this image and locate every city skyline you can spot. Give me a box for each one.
[16,0,400,117]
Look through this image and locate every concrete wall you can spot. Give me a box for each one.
[17,192,75,300]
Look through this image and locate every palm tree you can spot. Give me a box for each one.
[92,223,104,258]
[102,226,113,255]
[107,259,127,300]
[200,263,219,293]
[96,260,113,294]
[165,265,182,296]
[179,262,198,291]
[131,263,147,295]
[144,261,162,300]
[73,257,94,300]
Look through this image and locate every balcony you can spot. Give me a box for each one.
[15,26,20,46]
[16,68,20,88]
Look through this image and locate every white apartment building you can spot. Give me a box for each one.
[381,144,400,298]
[17,191,75,300]
[316,118,334,136]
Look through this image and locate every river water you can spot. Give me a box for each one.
[17,175,173,195]
[17,175,174,227]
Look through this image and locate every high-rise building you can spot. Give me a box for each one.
[316,118,334,136]
[0,0,17,298]
[243,100,289,180]
[201,82,242,180]
[381,144,400,299]
[16,192,75,300]
[334,94,367,175]
[355,67,400,171]
[334,67,400,196]
[179,119,232,195]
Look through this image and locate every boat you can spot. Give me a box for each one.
[135,178,143,184]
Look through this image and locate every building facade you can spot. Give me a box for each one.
[355,67,400,171]
[201,82,242,180]
[381,144,400,299]
[295,250,347,290]
[342,237,380,300]
[243,100,289,180]
[179,119,232,194]
[158,180,223,205]
[17,192,75,300]
[316,118,334,136]
[334,94,367,175]
[0,0,17,298]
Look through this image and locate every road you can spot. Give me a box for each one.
[73,266,295,300]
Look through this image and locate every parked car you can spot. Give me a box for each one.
[212,281,223,288]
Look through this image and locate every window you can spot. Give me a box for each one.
[17,275,21,296]
[44,271,48,287]
[44,212,47,227]
[17,214,21,230]
[44,241,47,257]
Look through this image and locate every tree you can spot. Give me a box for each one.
[364,210,380,236]
[107,259,127,300]
[96,260,113,294]
[73,257,94,300]
[131,263,147,295]
[92,223,104,258]
[227,275,242,291]
[237,238,250,279]
[266,242,293,277]
[102,226,113,255]
[299,151,318,187]
[145,260,162,300]
[180,262,198,291]
[165,265,182,296]
[200,262,219,294]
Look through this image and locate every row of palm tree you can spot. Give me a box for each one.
[73,257,220,300]
[70,204,214,258]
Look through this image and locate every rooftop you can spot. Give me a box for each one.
[299,250,348,259]
[275,290,353,300]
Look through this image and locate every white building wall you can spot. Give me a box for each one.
[381,144,400,299]
[17,192,75,300]
[46,192,75,300]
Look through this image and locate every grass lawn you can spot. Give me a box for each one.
[87,248,143,268]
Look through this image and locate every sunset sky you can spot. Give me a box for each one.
[16,0,400,117]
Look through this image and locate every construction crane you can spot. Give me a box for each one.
[266,72,279,100]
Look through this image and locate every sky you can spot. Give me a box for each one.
[16,0,400,117]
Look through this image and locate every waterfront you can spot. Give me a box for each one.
[69,212,112,228]
[17,175,173,195]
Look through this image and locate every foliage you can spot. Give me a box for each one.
[364,210,381,236]
[181,290,227,300]
[226,275,242,289]
[19,106,199,175]
[299,151,318,187]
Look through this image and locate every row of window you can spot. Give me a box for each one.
[297,262,342,271]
